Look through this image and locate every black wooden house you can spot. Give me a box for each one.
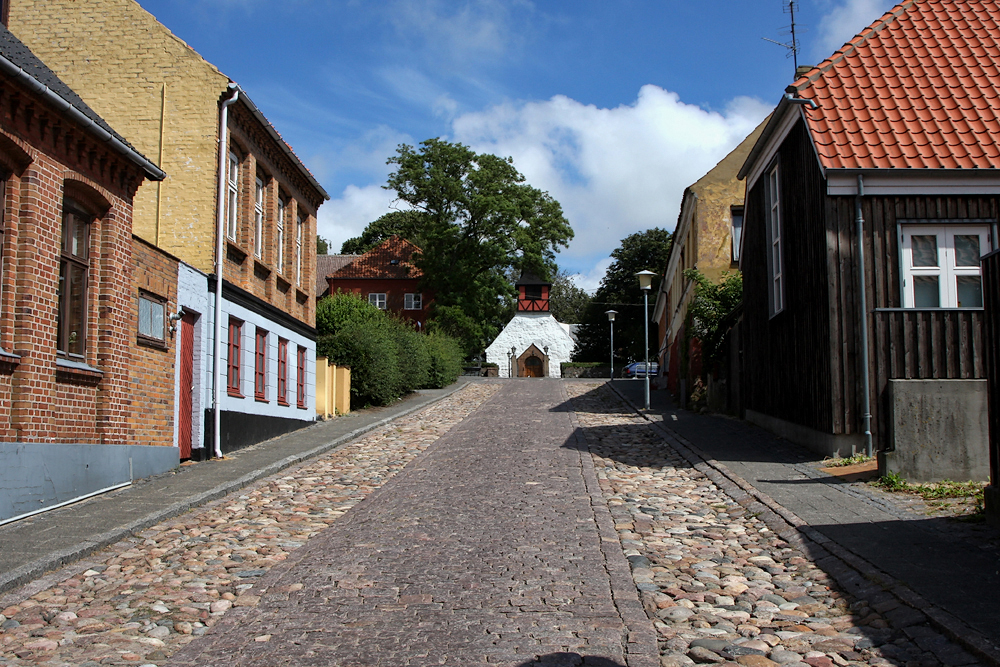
[736,0,998,481]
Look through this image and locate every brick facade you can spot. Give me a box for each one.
[130,235,179,448]
[0,54,149,444]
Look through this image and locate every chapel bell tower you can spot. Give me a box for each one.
[516,271,551,312]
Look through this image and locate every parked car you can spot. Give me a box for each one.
[621,362,658,378]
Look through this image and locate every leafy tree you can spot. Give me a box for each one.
[340,210,430,255]
[572,228,672,365]
[682,269,742,364]
[316,235,331,255]
[549,268,591,323]
[374,138,574,355]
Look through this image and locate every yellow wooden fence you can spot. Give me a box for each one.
[316,357,351,420]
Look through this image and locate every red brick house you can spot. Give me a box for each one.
[326,237,433,327]
[0,24,169,521]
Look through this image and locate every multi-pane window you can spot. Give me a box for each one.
[276,198,285,272]
[228,318,242,396]
[277,338,289,405]
[900,224,991,308]
[254,177,264,258]
[137,292,166,345]
[764,164,784,316]
[57,201,92,358]
[296,345,306,409]
[404,293,422,310]
[368,293,387,310]
[296,214,303,286]
[255,328,268,400]
[226,152,239,241]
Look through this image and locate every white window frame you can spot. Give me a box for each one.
[296,213,303,286]
[254,177,264,259]
[137,292,166,344]
[369,293,387,310]
[276,198,285,273]
[764,163,784,316]
[730,205,744,264]
[899,223,992,308]
[226,152,239,241]
[404,293,422,310]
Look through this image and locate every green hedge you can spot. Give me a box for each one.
[316,292,463,408]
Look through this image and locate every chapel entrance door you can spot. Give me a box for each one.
[524,356,543,378]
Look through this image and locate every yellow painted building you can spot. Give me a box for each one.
[653,118,768,403]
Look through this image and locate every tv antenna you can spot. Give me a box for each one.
[762,0,802,75]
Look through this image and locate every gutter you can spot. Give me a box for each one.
[0,53,165,182]
[856,174,873,457]
[213,83,240,459]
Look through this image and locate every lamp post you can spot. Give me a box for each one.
[605,310,617,381]
[636,270,657,411]
[510,346,517,378]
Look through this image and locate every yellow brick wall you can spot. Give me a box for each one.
[9,0,229,272]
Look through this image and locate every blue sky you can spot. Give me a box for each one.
[137,0,894,290]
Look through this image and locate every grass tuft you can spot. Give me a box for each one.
[822,454,874,468]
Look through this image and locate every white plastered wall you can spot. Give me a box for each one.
[485,313,576,378]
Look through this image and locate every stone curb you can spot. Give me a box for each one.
[605,382,1000,667]
[564,383,660,667]
[0,381,469,599]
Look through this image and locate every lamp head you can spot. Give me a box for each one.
[635,270,657,291]
[605,309,617,322]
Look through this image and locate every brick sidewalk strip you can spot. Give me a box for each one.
[163,380,656,667]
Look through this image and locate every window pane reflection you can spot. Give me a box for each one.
[955,235,981,267]
[913,275,940,307]
[911,235,938,267]
[957,275,983,308]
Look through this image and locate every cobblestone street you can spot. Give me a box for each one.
[0,380,989,667]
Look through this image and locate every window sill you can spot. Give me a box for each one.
[254,260,271,281]
[255,394,268,403]
[277,399,290,407]
[227,389,244,398]
[276,275,291,293]
[0,349,20,374]
[56,357,103,386]
[226,241,248,265]
[874,307,985,312]
[295,288,308,304]
[137,335,168,351]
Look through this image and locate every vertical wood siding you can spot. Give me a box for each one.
[983,250,1000,486]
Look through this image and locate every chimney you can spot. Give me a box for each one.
[795,65,813,79]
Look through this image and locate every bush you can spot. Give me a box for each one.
[424,333,463,388]
[318,321,403,408]
[315,291,463,406]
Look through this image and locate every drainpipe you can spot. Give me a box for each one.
[856,174,873,457]
[213,83,240,459]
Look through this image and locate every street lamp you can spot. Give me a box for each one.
[510,346,517,378]
[605,310,617,381]
[636,270,657,411]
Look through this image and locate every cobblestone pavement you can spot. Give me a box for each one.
[0,383,500,667]
[565,383,983,667]
[164,380,655,667]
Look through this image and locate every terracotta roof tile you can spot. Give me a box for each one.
[792,0,1000,171]
[328,236,423,280]
[316,253,360,296]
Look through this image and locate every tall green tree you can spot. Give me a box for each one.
[369,138,573,355]
[340,210,429,255]
[572,228,672,365]
[549,268,591,323]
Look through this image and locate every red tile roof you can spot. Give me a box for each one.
[316,254,360,295]
[328,236,423,280]
[791,0,1000,170]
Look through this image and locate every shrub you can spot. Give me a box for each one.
[318,321,403,408]
[424,333,463,388]
[390,319,431,391]
[316,291,382,336]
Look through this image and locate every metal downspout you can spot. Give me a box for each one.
[213,84,240,459]
[856,175,873,457]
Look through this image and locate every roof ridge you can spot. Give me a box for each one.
[791,0,922,94]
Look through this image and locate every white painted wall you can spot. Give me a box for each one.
[485,312,576,378]
[175,262,316,452]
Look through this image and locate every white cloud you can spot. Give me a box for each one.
[318,184,397,254]
[813,0,895,60]
[451,85,771,272]
[569,258,614,294]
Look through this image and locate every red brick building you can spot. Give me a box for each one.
[0,24,168,521]
[326,237,433,328]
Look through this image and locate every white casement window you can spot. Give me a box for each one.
[404,293,422,310]
[226,152,239,241]
[369,293,387,310]
[276,198,285,272]
[296,214,303,286]
[764,164,784,315]
[900,224,991,308]
[254,178,264,258]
